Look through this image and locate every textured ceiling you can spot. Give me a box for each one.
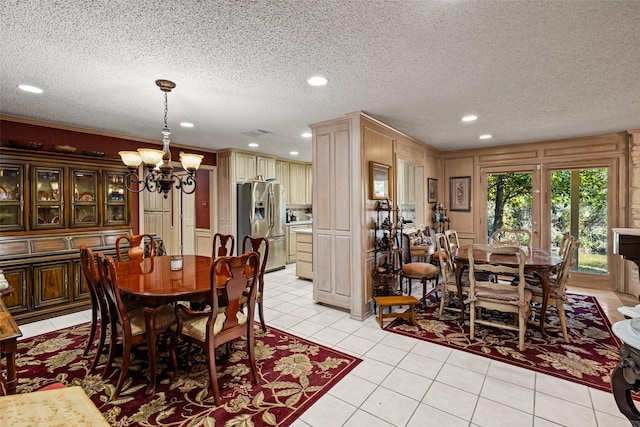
[1,0,639,162]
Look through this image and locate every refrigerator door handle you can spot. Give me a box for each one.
[265,186,272,236]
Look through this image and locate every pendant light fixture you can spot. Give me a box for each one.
[119,79,203,198]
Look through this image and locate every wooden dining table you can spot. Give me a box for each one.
[454,244,562,335]
[116,254,213,395]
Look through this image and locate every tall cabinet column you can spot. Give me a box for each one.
[311,114,367,320]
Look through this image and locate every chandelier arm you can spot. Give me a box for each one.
[173,172,197,194]
[123,171,149,193]
[144,171,161,193]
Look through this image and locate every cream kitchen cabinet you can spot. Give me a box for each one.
[289,162,307,205]
[235,152,257,182]
[286,223,310,263]
[257,155,276,179]
[305,164,313,205]
[294,228,313,280]
[275,161,289,196]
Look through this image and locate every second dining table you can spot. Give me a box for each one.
[454,244,563,336]
[116,254,213,395]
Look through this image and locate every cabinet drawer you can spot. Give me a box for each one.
[296,260,313,279]
[297,233,312,244]
[297,241,312,253]
[297,251,312,263]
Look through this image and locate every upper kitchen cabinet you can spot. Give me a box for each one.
[235,152,257,182]
[276,161,290,194]
[289,162,307,205]
[257,155,276,179]
[232,151,277,182]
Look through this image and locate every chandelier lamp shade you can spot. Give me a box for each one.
[119,79,203,198]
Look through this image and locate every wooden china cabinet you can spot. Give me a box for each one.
[0,147,133,324]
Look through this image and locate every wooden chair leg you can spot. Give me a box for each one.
[169,334,179,381]
[518,315,527,351]
[258,300,267,332]
[90,312,108,371]
[83,307,98,357]
[113,342,131,399]
[102,320,118,379]
[207,341,221,406]
[247,325,258,384]
[469,302,476,341]
[557,303,568,342]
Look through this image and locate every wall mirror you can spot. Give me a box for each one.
[396,158,424,226]
[369,161,392,200]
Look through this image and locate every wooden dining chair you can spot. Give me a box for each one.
[467,244,531,351]
[171,252,261,405]
[79,245,110,371]
[95,252,177,399]
[212,233,235,258]
[398,233,439,299]
[490,228,532,250]
[115,233,156,262]
[525,237,579,342]
[435,233,469,316]
[242,235,269,332]
[445,229,461,253]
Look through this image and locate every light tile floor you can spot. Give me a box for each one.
[18,265,637,427]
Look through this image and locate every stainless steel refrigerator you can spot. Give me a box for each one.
[237,182,287,272]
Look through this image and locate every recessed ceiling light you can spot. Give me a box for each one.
[290,151,299,156]
[180,122,194,128]
[301,132,312,138]
[479,134,492,140]
[18,84,43,94]
[248,142,259,148]
[461,115,478,122]
[307,76,328,86]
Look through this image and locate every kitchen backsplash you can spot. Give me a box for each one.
[286,207,312,222]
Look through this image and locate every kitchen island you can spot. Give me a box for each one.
[294,228,313,280]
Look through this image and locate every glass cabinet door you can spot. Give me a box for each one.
[72,170,98,226]
[104,172,128,225]
[0,163,25,230]
[33,167,64,228]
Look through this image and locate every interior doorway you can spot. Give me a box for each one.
[142,171,196,256]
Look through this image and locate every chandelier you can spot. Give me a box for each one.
[119,79,203,198]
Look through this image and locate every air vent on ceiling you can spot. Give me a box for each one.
[241,129,272,137]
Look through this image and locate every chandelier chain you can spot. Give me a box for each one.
[164,92,169,128]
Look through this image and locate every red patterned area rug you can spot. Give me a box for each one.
[386,293,621,394]
[12,324,360,426]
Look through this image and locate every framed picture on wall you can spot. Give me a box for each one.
[450,176,471,211]
[369,161,392,200]
[428,178,438,203]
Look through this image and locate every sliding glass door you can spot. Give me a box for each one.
[549,167,608,274]
[482,166,541,248]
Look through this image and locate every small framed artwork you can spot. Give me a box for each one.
[369,161,392,200]
[428,178,438,203]
[450,176,471,211]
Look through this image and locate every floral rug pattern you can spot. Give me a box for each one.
[386,293,621,394]
[12,324,360,426]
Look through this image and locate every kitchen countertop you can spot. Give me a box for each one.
[286,220,312,226]
[293,228,312,234]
